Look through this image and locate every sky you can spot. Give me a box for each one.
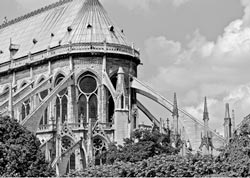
[0,0,249,134]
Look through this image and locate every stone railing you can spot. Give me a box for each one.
[0,42,140,74]
[37,122,114,132]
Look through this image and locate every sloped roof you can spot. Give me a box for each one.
[0,0,130,64]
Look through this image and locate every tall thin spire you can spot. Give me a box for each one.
[232,109,236,133]
[225,103,230,119]
[224,103,232,142]
[172,92,179,118]
[172,92,179,136]
[203,97,209,121]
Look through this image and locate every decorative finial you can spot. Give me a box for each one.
[225,103,230,119]
[166,118,170,129]
[173,92,179,118]
[203,97,209,121]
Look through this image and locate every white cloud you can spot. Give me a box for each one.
[172,0,191,7]
[143,0,250,131]
[105,0,190,11]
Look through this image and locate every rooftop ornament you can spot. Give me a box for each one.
[67,26,72,32]
[87,23,92,28]
[33,38,38,44]
[109,25,114,32]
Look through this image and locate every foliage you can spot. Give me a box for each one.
[68,123,250,177]
[214,123,250,177]
[101,129,179,164]
[68,153,218,177]
[0,116,55,177]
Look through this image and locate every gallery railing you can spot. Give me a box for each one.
[0,42,140,74]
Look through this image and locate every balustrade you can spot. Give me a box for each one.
[0,43,140,74]
[37,122,113,132]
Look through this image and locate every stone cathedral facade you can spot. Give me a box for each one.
[0,0,228,176]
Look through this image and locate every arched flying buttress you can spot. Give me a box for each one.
[130,76,173,113]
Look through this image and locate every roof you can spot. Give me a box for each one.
[0,0,131,64]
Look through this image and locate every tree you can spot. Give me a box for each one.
[214,123,250,177]
[0,116,55,177]
[102,129,178,164]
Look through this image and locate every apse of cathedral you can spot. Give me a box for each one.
[0,0,233,176]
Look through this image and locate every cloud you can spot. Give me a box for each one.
[142,0,250,131]
[172,0,191,7]
[105,0,190,11]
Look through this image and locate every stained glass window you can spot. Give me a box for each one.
[79,76,97,94]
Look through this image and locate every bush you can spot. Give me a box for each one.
[102,129,179,164]
[68,123,250,177]
[0,116,55,177]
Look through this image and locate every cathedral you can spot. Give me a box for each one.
[0,0,234,176]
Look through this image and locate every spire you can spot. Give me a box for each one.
[172,92,179,118]
[203,97,209,121]
[225,103,230,119]
[232,109,236,132]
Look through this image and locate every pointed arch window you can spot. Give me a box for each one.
[107,90,114,123]
[55,74,68,124]
[77,74,98,124]
[66,152,76,174]
[20,82,30,121]
[120,94,124,109]
[38,77,49,126]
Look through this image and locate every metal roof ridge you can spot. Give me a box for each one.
[0,0,73,30]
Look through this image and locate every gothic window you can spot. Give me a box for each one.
[120,94,124,109]
[55,74,68,124]
[93,137,107,166]
[89,94,97,119]
[110,74,117,89]
[20,82,30,121]
[77,74,98,124]
[66,152,76,174]
[61,136,74,152]
[38,77,49,126]
[107,91,114,123]
[78,95,87,123]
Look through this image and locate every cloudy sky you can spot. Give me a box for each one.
[0,0,249,134]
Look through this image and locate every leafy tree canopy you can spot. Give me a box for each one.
[0,116,55,177]
[98,129,179,164]
[68,123,250,177]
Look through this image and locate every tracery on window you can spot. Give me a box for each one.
[61,136,74,152]
[77,74,98,124]
[93,137,107,166]
[55,74,68,124]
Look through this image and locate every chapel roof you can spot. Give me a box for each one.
[0,0,131,64]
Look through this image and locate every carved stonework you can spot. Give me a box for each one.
[61,122,75,139]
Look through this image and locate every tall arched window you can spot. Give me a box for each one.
[77,74,98,124]
[38,78,49,126]
[21,82,31,121]
[110,74,117,89]
[55,74,68,124]
[66,152,76,174]
[107,90,114,123]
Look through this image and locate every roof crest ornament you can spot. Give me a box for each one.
[0,0,73,29]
